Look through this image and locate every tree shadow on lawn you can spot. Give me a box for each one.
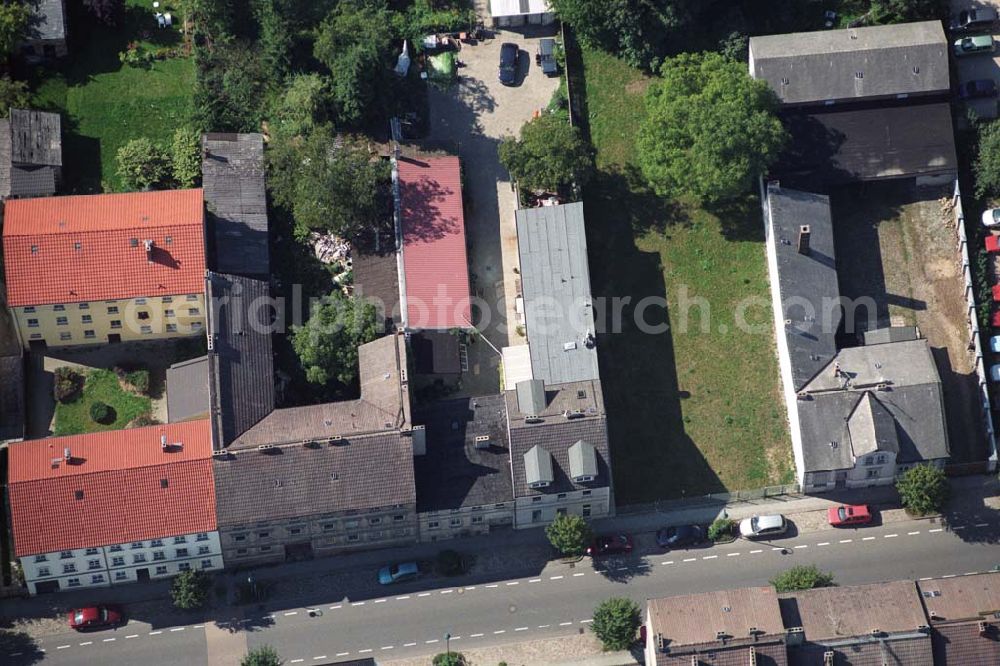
[585,168,725,504]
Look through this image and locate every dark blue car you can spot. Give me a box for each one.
[960,79,998,100]
[499,42,518,85]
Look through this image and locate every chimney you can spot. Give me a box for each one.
[978,621,988,636]
[144,239,154,262]
[63,447,72,463]
[823,651,834,666]
[798,225,811,254]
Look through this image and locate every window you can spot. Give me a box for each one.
[495,503,506,509]
[153,551,165,561]
[29,333,41,339]
[531,510,543,523]
[59,332,72,341]
[582,504,592,517]
[876,454,887,465]
[186,294,198,301]
[532,496,542,503]
[73,242,82,251]
[56,316,68,326]
[150,539,164,547]
[233,534,246,542]
[115,571,128,581]
[557,493,567,500]
[236,548,248,556]
[78,303,89,310]
[449,518,462,527]
[140,325,152,334]
[581,490,592,497]
[53,304,65,311]
[556,508,568,516]
[173,536,187,545]
[67,578,81,588]
[201,559,213,569]
[344,519,360,529]
[428,521,440,529]
[87,559,101,570]
[289,527,302,535]
[135,298,147,305]
[196,533,208,542]
[866,469,879,479]
[23,306,35,313]
[165,236,173,245]
[91,574,104,584]
[84,330,95,339]
[130,238,139,248]
[133,554,146,564]
[81,315,92,324]
[257,532,269,539]
[178,563,190,572]
[110,320,122,329]
[155,566,169,576]
[27,318,38,328]
[112,557,125,567]
[393,515,405,522]
[322,523,336,532]
[137,311,150,320]
[62,563,76,574]
[164,309,175,317]
[131,542,143,549]
[162,296,173,304]
[369,517,382,526]
[192,321,203,331]
[107,306,119,315]
[198,546,210,555]
[34,554,47,563]
[347,534,359,542]
[176,548,189,558]
[189,308,200,316]
[471,516,484,524]
[163,323,177,333]
[259,545,272,553]
[109,545,122,553]
[60,550,73,559]
[37,567,50,577]
[864,456,874,466]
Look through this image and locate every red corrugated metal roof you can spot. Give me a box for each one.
[2,189,206,306]
[8,420,217,557]
[398,157,472,329]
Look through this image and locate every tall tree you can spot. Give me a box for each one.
[269,73,330,140]
[0,1,30,57]
[636,51,787,203]
[591,597,641,650]
[499,113,594,193]
[292,291,380,387]
[116,138,171,191]
[82,0,124,25]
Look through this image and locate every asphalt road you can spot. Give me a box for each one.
[16,516,1000,665]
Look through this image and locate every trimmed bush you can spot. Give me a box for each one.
[89,401,115,424]
[708,517,735,541]
[545,513,592,557]
[171,569,211,610]
[432,653,466,666]
[54,367,84,403]
[771,565,835,593]
[897,464,949,516]
[125,369,150,394]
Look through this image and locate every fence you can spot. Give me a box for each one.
[616,483,803,515]
[952,178,999,472]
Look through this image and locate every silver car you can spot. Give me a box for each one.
[739,514,787,538]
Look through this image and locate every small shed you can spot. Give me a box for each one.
[489,0,554,27]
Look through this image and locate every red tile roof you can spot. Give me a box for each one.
[2,189,206,306]
[8,420,216,557]
[398,156,472,329]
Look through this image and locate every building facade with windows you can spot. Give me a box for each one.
[2,189,207,348]
[8,420,221,595]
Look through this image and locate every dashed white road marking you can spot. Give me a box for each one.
[290,659,304,664]
[661,560,674,565]
[374,598,387,603]
[336,653,350,658]
[727,552,740,557]
[425,639,439,644]
[79,641,92,646]
[529,578,541,583]
[170,627,185,631]
[485,584,500,588]
[703,555,718,560]
[573,572,586,577]
[506,582,519,586]
[771,547,783,551]
[313,657,327,661]
[359,648,374,653]
[56,645,70,650]
[126,634,139,639]
[537,625,550,629]
[817,542,830,546]
[884,534,898,538]
[794,545,808,550]
[418,592,432,597]
[683,557,697,562]
[749,549,763,554]
[493,630,506,635]
[352,601,366,606]
[380,646,394,650]
[440,589,454,594]
[908,531,920,536]
[929,528,943,533]
[581,619,594,624]
[103,638,116,643]
[549,575,564,580]
[515,627,529,631]
[975,523,990,528]
[193,625,204,629]
[862,537,875,541]
[149,631,162,636]
[559,621,573,626]
[953,526,967,531]
[330,605,343,609]
[404,642,417,647]
[395,596,409,601]
[285,611,299,616]
[470,633,484,638]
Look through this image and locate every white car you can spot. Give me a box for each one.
[982,208,1000,228]
[739,514,788,539]
[991,363,1000,382]
[991,335,1000,354]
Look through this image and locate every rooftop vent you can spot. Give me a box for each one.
[877,382,889,391]
[715,630,728,642]
[780,77,789,85]
[748,627,758,636]
[212,449,229,458]
[855,71,864,79]
[823,652,834,666]
[525,415,542,424]
[577,390,587,399]
[563,341,578,351]
[870,628,882,637]
[829,441,839,449]
[74,490,84,500]
[563,409,585,420]
[258,443,276,452]
[328,435,344,445]
[50,457,61,469]
[160,478,169,489]
[978,621,988,636]
[475,435,491,449]
[798,225,811,255]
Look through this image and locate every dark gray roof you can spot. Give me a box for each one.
[0,119,10,198]
[10,165,56,197]
[798,339,949,471]
[0,354,25,441]
[232,334,410,449]
[353,248,401,331]
[10,109,61,167]
[749,21,949,106]
[202,133,269,277]
[515,202,599,385]
[765,185,839,392]
[207,272,275,448]
[506,379,605,426]
[166,355,209,423]
[25,0,66,42]
[411,330,461,374]
[775,103,957,187]
[863,326,919,346]
[212,431,416,528]
[413,394,513,511]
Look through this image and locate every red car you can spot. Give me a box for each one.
[587,534,634,556]
[827,504,873,527]
[68,606,123,630]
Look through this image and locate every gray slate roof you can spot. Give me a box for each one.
[0,354,25,441]
[207,272,275,448]
[202,133,269,277]
[413,394,513,511]
[26,0,66,42]
[515,202,599,385]
[765,185,839,392]
[749,21,949,105]
[10,109,61,166]
[212,431,416,528]
[775,103,957,186]
[166,355,209,423]
[232,334,410,449]
[353,248,401,331]
[863,326,918,346]
[798,339,949,471]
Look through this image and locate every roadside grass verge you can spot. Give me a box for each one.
[54,369,151,436]
[581,48,792,503]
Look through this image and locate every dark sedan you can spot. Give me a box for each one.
[960,79,998,100]
[656,524,706,550]
[587,534,634,556]
[499,42,519,85]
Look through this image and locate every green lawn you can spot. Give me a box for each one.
[54,369,151,436]
[30,1,194,192]
[581,49,793,503]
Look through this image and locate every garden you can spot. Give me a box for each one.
[52,366,152,436]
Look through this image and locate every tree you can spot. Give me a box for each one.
[770,565,835,593]
[194,42,268,133]
[545,513,592,557]
[241,645,282,666]
[637,52,787,203]
[591,597,641,651]
[172,126,202,188]
[499,113,594,193]
[170,569,211,610]
[432,653,466,666]
[269,73,330,140]
[0,1,30,57]
[291,291,380,387]
[896,464,949,516]
[89,401,114,424]
[0,75,29,111]
[975,119,1000,198]
[116,138,171,191]
[83,0,125,25]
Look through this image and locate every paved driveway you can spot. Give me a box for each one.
[426,29,560,393]
[952,1,1000,118]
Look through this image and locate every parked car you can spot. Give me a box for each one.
[960,79,999,99]
[378,561,420,585]
[991,364,1000,382]
[656,524,706,549]
[954,35,995,57]
[827,504,873,527]
[587,533,634,556]
[739,514,788,539]
[68,605,123,630]
[983,208,1000,228]
[536,38,558,76]
[950,7,998,34]
[990,334,1000,354]
[499,42,519,85]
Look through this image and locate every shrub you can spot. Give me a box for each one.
[708,517,735,541]
[171,569,211,610]
[119,42,153,68]
[129,414,160,428]
[896,464,949,516]
[89,401,115,424]
[116,137,171,191]
[53,367,84,403]
[241,645,281,666]
[591,597,641,650]
[435,549,465,577]
[545,513,592,557]
[125,369,150,395]
[771,565,835,593]
[432,653,466,666]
